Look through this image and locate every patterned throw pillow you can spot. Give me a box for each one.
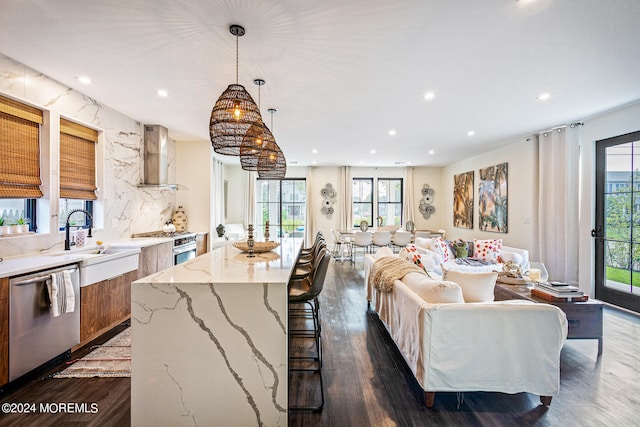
[473,238,503,262]
[399,245,433,277]
[433,237,451,262]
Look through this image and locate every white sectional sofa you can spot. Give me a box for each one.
[364,252,568,408]
[411,236,530,274]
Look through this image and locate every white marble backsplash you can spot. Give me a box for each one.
[0,54,176,258]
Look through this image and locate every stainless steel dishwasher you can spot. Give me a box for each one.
[9,264,80,382]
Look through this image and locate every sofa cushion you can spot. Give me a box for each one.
[402,273,465,304]
[441,267,497,302]
[473,238,503,262]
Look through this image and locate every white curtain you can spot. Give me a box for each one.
[403,166,415,226]
[244,171,257,230]
[340,166,353,230]
[305,167,315,245]
[212,158,225,230]
[533,125,580,283]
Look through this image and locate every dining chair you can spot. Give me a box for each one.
[392,230,412,252]
[350,231,372,265]
[371,231,392,251]
[331,229,351,262]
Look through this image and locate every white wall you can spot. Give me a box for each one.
[441,138,535,250]
[176,140,212,237]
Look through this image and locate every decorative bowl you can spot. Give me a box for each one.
[233,241,280,253]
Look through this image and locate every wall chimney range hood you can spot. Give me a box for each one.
[137,124,183,191]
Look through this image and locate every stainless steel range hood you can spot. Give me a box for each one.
[137,124,181,191]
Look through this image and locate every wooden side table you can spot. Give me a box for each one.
[495,283,603,356]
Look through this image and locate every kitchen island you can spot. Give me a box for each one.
[131,238,302,427]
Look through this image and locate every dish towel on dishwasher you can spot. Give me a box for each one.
[47,270,75,317]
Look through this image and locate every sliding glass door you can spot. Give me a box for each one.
[594,131,640,312]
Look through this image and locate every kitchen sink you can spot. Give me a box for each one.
[53,245,141,286]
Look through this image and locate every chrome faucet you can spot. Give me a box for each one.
[64,209,93,250]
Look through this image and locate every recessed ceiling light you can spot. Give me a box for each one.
[77,76,92,85]
[312,149,318,154]
[467,131,475,136]
[312,161,317,165]
[428,149,435,155]
[388,129,396,136]
[537,92,551,101]
[370,149,376,154]
[359,161,364,165]
[424,91,435,100]
[157,89,168,98]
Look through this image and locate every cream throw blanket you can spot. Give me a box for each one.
[370,256,427,292]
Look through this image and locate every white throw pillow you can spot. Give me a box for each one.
[414,237,434,251]
[374,246,395,259]
[402,273,464,304]
[500,250,523,266]
[441,266,497,303]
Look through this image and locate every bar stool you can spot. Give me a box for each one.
[289,249,331,411]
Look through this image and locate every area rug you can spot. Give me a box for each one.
[53,328,131,378]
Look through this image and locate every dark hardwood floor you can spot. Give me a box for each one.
[2,258,640,426]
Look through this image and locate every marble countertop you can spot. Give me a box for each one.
[0,236,173,279]
[134,238,303,285]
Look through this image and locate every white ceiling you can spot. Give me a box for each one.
[1,0,639,167]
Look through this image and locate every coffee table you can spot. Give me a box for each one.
[495,283,603,356]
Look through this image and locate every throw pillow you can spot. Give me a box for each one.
[452,238,469,259]
[399,245,434,276]
[433,237,451,262]
[402,273,465,304]
[374,246,395,259]
[473,238,503,262]
[500,250,523,266]
[414,237,434,251]
[441,266,498,303]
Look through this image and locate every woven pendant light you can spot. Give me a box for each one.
[257,109,286,179]
[240,79,277,170]
[210,25,263,156]
[257,143,286,179]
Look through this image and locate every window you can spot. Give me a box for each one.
[0,94,44,233]
[58,118,97,230]
[378,178,403,226]
[352,178,373,227]
[256,179,306,238]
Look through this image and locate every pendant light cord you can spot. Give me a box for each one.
[235,35,239,84]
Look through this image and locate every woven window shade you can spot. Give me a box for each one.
[60,118,98,200]
[0,95,43,198]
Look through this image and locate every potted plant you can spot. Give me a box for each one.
[16,217,29,233]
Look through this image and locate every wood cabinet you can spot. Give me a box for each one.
[78,241,173,348]
[196,232,208,256]
[137,241,173,280]
[0,278,8,386]
[79,270,137,346]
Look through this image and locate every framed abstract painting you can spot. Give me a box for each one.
[478,162,508,233]
[453,171,474,229]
